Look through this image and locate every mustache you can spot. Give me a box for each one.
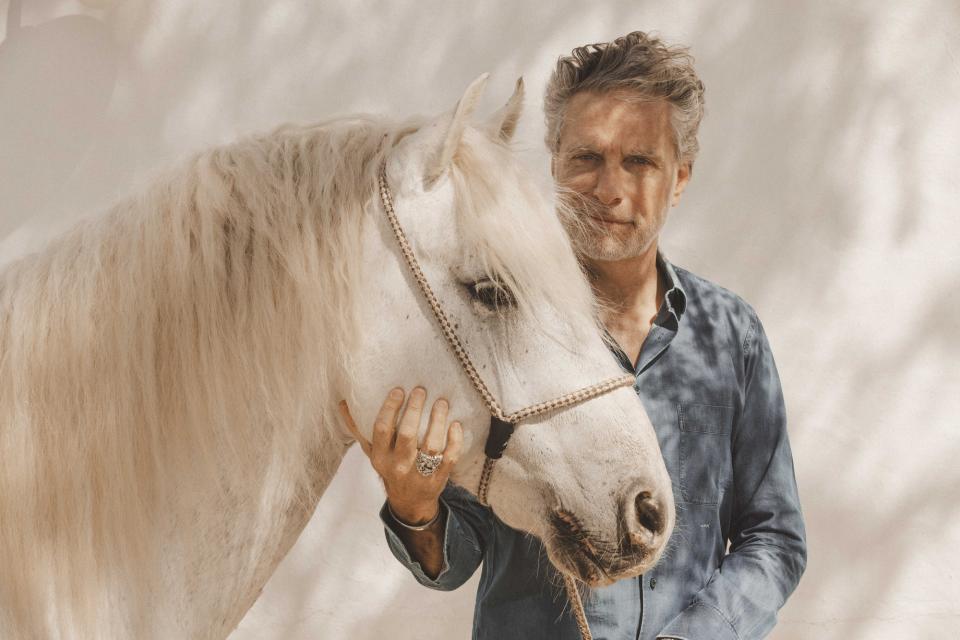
[555,188,615,234]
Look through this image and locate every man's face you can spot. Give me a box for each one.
[552,91,691,262]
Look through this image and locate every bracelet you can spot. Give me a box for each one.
[387,502,441,531]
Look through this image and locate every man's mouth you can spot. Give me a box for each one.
[586,214,633,226]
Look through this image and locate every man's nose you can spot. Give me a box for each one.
[593,164,624,207]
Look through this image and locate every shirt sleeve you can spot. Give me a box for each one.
[658,312,807,640]
[380,481,492,591]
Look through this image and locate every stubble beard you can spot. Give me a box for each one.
[557,190,660,262]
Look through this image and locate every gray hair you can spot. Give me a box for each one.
[544,31,706,165]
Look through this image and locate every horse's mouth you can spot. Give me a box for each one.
[548,508,652,587]
[554,542,616,587]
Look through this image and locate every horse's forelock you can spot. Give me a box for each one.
[449,131,600,335]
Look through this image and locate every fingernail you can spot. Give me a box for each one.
[389,388,403,400]
[436,398,448,410]
[412,386,426,398]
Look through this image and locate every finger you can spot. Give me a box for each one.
[437,421,463,476]
[394,386,426,463]
[422,397,449,455]
[371,387,405,458]
[338,401,372,457]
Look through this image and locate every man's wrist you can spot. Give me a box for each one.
[386,497,440,527]
[387,501,443,531]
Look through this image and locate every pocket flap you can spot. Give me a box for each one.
[679,402,734,435]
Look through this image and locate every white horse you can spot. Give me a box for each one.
[0,75,674,639]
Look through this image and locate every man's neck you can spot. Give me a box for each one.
[584,242,664,320]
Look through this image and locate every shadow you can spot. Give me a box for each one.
[665,2,960,638]
[3,0,958,638]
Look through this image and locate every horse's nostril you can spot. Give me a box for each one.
[634,491,664,536]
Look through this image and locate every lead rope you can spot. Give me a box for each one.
[563,574,594,640]
[479,454,593,640]
[379,163,624,640]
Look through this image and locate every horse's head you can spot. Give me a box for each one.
[349,75,674,585]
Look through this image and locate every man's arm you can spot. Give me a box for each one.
[380,482,490,590]
[382,498,448,580]
[658,313,807,640]
[339,388,488,590]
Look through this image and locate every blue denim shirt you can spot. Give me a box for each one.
[381,253,807,640]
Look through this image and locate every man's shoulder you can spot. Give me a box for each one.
[672,263,758,316]
[671,263,761,348]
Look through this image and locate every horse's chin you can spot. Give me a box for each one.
[546,540,651,587]
[543,508,661,587]
[547,545,616,587]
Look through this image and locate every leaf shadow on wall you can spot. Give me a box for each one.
[3,0,957,638]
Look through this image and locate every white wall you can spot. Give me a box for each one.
[1,1,957,638]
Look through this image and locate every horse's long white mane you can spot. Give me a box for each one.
[0,110,596,637]
[0,116,409,636]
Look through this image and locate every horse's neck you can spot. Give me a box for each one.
[163,422,350,640]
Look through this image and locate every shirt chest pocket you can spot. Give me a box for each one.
[678,402,735,505]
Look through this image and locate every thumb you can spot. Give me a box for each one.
[338,400,372,457]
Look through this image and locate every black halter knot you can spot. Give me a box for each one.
[484,415,516,460]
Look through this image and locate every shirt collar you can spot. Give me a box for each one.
[655,250,687,328]
[600,249,689,374]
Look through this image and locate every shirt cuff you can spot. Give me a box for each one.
[657,601,740,640]
[379,499,453,587]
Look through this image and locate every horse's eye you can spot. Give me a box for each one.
[465,278,516,310]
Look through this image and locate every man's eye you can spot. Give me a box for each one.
[626,156,650,166]
[573,153,599,163]
[465,278,517,310]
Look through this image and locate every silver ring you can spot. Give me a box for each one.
[415,450,443,477]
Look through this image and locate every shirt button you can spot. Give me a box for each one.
[649,578,657,589]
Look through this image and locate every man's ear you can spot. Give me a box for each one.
[485,77,524,143]
[672,161,692,207]
[424,72,490,186]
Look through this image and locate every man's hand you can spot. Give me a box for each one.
[339,386,463,526]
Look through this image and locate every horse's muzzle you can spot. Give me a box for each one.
[547,487,671,585]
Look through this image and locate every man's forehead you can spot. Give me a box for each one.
[560,91,673,150]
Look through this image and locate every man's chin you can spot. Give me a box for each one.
[571,230,660,263]
[573,239,637,262]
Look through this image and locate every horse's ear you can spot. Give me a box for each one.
[424,72,490,185]
[486,77,524,143]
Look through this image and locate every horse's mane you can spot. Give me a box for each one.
[0,115,417,636]
[0,110,599,636]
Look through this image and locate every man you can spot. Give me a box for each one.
[340,31,806,639]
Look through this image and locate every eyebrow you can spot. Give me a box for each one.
[564,144,660,157]
[624,149,660,159]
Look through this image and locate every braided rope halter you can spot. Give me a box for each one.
[378,162,635,640]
